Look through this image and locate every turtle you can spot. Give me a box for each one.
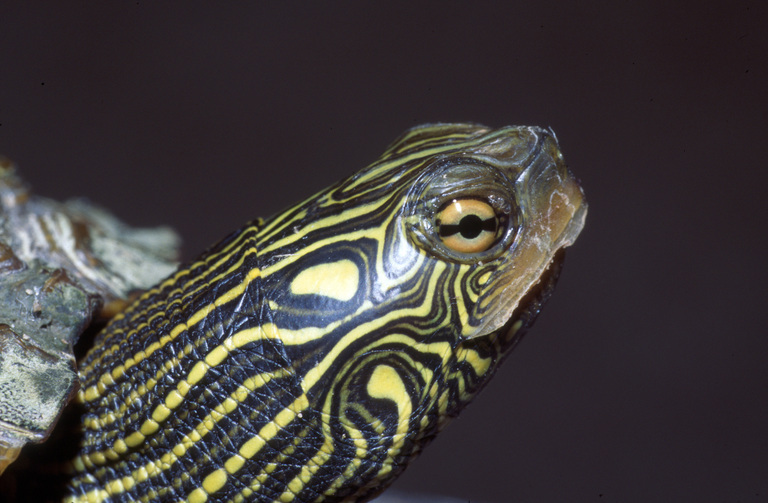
[0,123,586,503]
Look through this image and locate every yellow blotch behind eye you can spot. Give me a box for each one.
[436,199,499,254]
[290,259,360,301]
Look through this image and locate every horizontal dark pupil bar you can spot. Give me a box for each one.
[439,215,497,239]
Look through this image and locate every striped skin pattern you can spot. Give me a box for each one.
[63,124,586,502]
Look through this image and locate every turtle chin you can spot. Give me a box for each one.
[498,248,567,350]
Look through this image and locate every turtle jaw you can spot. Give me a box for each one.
[500,247,568,347]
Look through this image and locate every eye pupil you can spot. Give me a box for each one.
[458,214,484,239]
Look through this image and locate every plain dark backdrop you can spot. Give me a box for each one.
[1,3,766,502]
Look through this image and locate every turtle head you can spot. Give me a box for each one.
[259,123,586,500]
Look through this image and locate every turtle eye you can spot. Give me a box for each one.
[436,199,501,254]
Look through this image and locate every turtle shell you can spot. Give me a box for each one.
[0,158,181,475]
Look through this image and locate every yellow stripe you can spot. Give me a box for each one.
[239,402,297,459]
[389,131,482,156]
[82,266,261,403]
[260,225,388,279]
[79,324,280,468]
[258,198,390,255]
[84,367,289,496]
[80,227,258,374]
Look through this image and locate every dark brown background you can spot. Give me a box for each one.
[1,2,766,502]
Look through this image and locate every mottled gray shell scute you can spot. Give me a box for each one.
[0,158,181,473]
